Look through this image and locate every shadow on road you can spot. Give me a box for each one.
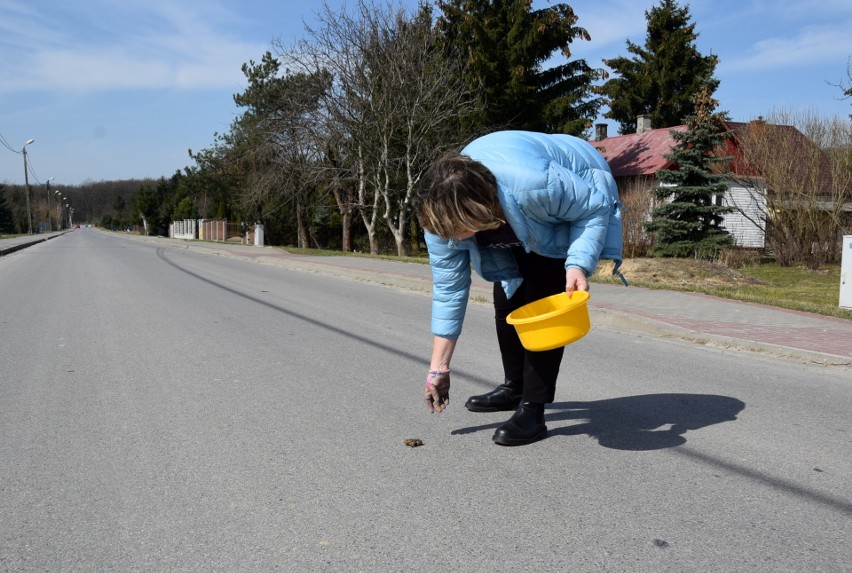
[452,393,745,451]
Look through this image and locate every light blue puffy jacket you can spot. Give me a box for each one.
[425,131,623,340]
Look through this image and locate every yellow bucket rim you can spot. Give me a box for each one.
[505,291,590,325]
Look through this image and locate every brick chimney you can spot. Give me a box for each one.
[636,115,652,134]
[595,123,608,141]
[749,116,767,136]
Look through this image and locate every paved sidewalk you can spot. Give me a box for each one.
[0,231,69,256]
[6,231,851,366]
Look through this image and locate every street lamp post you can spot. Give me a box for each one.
[45,177,55,232]
[59,195,67,230]
[22,139,35,234]
[55,191,63,230]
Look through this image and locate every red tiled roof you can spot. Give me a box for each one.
[590,126,687,177]
[591,121,823,181]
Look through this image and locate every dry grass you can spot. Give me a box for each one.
[601,258,766,288]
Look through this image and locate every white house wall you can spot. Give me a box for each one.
[723,185,766,249]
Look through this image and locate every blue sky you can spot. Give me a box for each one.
[1,0,850,186]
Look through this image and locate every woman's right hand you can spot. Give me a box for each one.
[425,370,451,413]
[565,267,589,294]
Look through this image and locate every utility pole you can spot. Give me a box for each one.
[22,139,34,234]
[46,177,55,232]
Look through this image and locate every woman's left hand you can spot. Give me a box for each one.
[565,267,588,295]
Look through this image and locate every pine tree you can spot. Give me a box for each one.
[436,0,603,134]
[644,87,734,259]
[602,0,719,134]
[0,185,16,234]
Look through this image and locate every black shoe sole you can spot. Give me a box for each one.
[492,427,547,446]
[464,400,522,413]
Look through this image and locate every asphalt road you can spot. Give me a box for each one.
[1,229,850,572]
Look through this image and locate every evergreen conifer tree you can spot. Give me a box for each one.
[436,0,603,134]
[602,0,718,134]
[0,185,16,234]
[645,87,733,259]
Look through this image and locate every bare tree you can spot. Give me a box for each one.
[618,176,656,257]
[828,56,852,117]
[279,0,479,255]
[729,110,852,268]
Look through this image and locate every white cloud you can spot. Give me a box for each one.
[552,0,650,62]
[0,0,268,94]
[723,21,852,72]
[573,2,648,47]
[752,0,852,19]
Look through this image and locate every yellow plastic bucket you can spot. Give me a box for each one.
[506,291,591,351]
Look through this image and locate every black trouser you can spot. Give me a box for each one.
[493,247,567,404]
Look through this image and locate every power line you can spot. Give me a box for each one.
[26,155,42,186]
[0,132,21,154]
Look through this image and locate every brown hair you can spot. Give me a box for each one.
[415,152,504,238]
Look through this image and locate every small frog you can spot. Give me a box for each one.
[404,438,424,448]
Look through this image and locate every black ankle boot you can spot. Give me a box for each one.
[492,401,547,446]
[465,382,523,412]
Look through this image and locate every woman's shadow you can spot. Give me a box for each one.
[452,393,745,451]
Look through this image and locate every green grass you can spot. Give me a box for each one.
[595,262,852,320]
[722,264,851,319]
